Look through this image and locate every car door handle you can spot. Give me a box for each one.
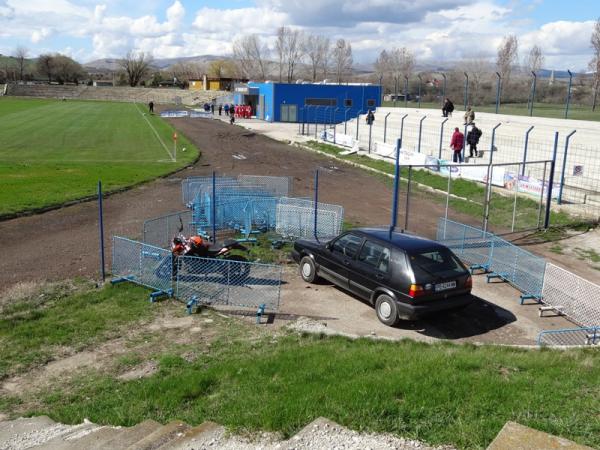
[375,273,384,280]
[343,260,351,265]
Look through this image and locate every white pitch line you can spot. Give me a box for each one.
[133,102,175,162]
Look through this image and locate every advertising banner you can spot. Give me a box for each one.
[320,130,356,148]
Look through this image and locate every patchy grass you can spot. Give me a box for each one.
[16,333,600,450]
[304,141,576,231]
[573,248,600,263]
[549,244,564,255]
[0,282,156,380]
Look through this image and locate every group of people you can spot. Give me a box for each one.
[443,98,481,163]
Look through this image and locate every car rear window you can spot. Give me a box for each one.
[408,248,466,281]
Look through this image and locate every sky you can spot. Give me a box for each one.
[0,0,597,70]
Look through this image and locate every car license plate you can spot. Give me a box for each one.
[435,281,456,292]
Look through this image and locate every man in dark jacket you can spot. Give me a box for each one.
[466,123,482,157]
[442,98,454,117]
[366,110,375,125]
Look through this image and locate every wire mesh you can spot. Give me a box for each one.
[436,218,494,269]
[142,210,196,249]
[175,256,282,310]
[538,327,600,347]
[276,197,344,240]
[542,263,600,327]
[112,236,173,294]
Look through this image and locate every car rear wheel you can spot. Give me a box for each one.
[300,256,318,283]
[375,294,400,327]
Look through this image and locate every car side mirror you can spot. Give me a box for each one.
[325,242,333,250]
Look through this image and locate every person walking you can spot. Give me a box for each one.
[148,100,154,114]
[466,123,482,158]
[218,104,222,116]
[224,104,230,116]
[464,106,475,125]
[442,98,454,117]
[366,109,375,125]
[450,127,464,163]
[210,103,215,114]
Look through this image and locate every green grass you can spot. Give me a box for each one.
[21,333,600,450]
[0,98,199,216]
[304,141,575,231]
[0,282,155,380]
[382,101,600,122]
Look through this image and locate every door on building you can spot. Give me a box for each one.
[258,95,265,120]
[280,104,297,122]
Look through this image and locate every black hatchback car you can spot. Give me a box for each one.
[291,228,473,326]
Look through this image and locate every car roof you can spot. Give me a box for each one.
[349,227,445,252]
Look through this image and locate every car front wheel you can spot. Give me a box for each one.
[300,256,318,283]
[375,294,400,327]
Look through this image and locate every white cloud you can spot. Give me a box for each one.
[193,7,287,35]
[31,27,52,43]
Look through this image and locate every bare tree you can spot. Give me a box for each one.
[496,34,519,85]
[374,49,391,88]
[275,27,304,83]
[332,39,352,83]
[14,46,28,81]
[53,54,85,84]
[463,56,492,106]
[36,54,54,83]
[119,51,153,87]
[390,47,415,80]
[303,34,330,82]
[170,61,205,83]
[208,59,238,78]
[232,34,269,81]
[590,17,600,111]
[526,45,544,74]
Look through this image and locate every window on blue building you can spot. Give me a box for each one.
[367,99,376,107]
[305,98,337,106]
[344,99,352,107]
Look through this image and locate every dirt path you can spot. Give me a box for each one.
[0,117,474,292]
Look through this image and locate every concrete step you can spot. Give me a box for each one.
[28,422,104,449]
[63,425,124,449]
[126,421,190,450]
[99,419,163,449]
[0,416,56,437]
[165,421,225,449]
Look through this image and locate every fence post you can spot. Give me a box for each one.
[511,165,519,232]
[495,72,501,114]
[529,71,537,117]
[356,110,361,140]
[368,121,373,154]
[417,74,422,108]
[394,76,398,107]
[389,138,401,238]
[538,161,547,229]
[212,171,217,242]
[383,112,391,143]
[558,130,577,204]
[564,70,573,119]
[404,75,409,107]
[544,132,560,229]
[441,73,447,105]
[463,72,469,111]
[399,113,408,150]
[344,108,349,134]
[445,166,452,223]
[404,166,412,231]
[439,118,448,159]
[521,126,535,176]
[313,169,319,242]
[417,115,426,153]
[483,123,502,232]
[593,80,598,112]
[462,123,468,163]
[98,180,106,282]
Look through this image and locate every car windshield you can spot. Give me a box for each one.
[408,248,465,282]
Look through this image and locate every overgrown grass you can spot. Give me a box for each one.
[304,140,576,231]
[21,333,600,450]
[0,98,199,216]
[382,101,600,122]
[0,282,155,379]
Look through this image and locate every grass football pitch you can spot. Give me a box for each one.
[0,98,199,216]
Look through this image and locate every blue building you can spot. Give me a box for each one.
[233,82,382,123]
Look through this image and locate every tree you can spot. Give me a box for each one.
[303,34,330,82]
[526,45,544,74]
[390,47,415,80]
[374,50,391,88]
[496,35,519,85]
[463,57,492,106]
[275,26,304,83]
[332,39,352,83]
[590,17,600,111]
[119,51,153,87]
[53,55,85,84]
[36,54,54,83]
[14,46,28,81]
[170,61,205,84]
[232,34,269,81]
[208,59,237,78]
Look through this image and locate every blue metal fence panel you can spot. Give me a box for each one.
[175,256,282,310]
[112,236,173,294]
[436,218,493,269]
[538,327,600,346]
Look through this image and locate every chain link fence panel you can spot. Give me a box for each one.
[276,197,344,240]
[538,327,600,347]
[142,210,195,249]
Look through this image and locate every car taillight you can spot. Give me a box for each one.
[465,275,473,289]
[408,284,425,298]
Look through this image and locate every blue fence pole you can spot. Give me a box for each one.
[529,71,537,117]
[211,171,217,242]
[313,169,319,242]
[383,112,391,143]
[389,138,401,239]
[417,115,426,153]
[495,72,501,114]
[98,180,106,282]
[544,132,560,228]
[463,72,469,111]
[558,130,577,204]
[521,126,535,176]
[564,69,573,119]
[439,118,448,159]
[399,113,408,149]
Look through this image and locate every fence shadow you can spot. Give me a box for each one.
[177,273,287,286]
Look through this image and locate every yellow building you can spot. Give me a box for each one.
[188,75,248,91]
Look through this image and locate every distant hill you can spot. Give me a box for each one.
[83,55,230,72]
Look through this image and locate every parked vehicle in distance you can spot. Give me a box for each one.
[291,228,473,326]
